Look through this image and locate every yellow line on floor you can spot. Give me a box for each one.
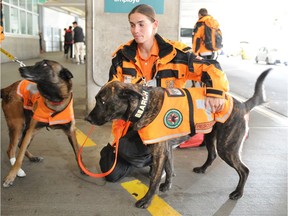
[76,127,96,147]
[121,180,181,216]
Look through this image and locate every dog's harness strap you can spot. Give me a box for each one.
[77,126,120,178]
[183,88,196,135]
[129,86,151,123]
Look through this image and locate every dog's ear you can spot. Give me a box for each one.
[119,88,142,100]
[59,68,74,80]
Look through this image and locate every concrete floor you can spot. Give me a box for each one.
[1,52,287,216]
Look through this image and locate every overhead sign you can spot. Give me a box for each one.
[104,0,164,14]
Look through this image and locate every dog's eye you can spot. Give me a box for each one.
[101,101,105,105]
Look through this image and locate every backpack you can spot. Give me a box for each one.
[202,17,223,51]
[64,31,73,43]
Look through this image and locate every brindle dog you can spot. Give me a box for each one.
[1,60,81,187]
[86,69,270,209]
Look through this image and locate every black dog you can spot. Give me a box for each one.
[1,60,81,187]
[86,69,271,208]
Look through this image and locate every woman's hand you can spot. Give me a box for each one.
[205,96,225,113]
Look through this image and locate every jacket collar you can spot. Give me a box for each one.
[155,34,174,58]
[121,34,174,63]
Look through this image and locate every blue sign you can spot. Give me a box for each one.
[104,0,164,14]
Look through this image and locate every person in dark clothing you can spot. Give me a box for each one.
[72,21,85,64]
[63,28,67,54]
[64,26,73,59]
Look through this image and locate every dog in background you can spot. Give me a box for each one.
[86,69,271,208]
[1,60,81,187]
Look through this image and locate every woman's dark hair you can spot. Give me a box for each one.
[128,4,156,22]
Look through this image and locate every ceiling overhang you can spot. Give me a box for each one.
[43,1,85,18]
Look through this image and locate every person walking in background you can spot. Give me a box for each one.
[64,26,73,59]
[72,21,85,64]
[63,28,67,54]
[192,8,221,59]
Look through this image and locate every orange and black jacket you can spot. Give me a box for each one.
[192,15,212,55]
[109,33,229,98]
[109,33,193,89]
[108,33,229,141]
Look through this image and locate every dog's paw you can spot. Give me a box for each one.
[159,182,172,192]
[135,198,151,209]
[3,181,13,188]
[3,175,16,188]
[229,190,243,200]
[29,156,44,162]
[193,167,206,173]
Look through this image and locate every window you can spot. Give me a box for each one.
[3,4,10,33]
[11,0,18,7]
[32,14,38,35]
[27,13,32,35]
[2,1,39,36]
[32,0,38,13]
[180,28,193,37]
[20,0,27,9]
[10,7,19,34]
[27,0,33,12]
[20,11,27,34]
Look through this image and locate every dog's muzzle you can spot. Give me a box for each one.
[85,112,107,126]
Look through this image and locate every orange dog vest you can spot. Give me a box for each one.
[17,80,74,125]
[138,88,233,144]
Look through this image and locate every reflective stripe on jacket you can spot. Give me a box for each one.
[138,87,233,144]
[17,80,74,125]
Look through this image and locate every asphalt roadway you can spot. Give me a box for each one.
[1,52,287,216]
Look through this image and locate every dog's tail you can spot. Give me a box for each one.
[243,68,271,112]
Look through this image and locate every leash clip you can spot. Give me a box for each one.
[141,76,148,86]
[15,58,26,67]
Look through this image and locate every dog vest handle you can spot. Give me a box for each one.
[77,126,119,178]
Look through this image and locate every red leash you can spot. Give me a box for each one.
[77,125,119,178]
